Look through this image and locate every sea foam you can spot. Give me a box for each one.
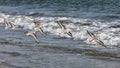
[0,13,120,47]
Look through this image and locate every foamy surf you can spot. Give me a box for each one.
[0,13,120,47]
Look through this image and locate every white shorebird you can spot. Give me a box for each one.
[9,22,19,30]
[26,30,39,44]
[4,18,19,30]
[87,30,107,48]
[57,21,73,38]
[33,21,45,36]
[4,18,11,29]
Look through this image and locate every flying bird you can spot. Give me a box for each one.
[9,22,19,30]
[33,21,45,36]
[87,30,107,48]
[4,19,11,29]
[26,31,39,44]
[57,21,73,38]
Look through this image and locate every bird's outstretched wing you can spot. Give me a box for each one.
[87,30,96,38]
[31,33,39,44]
[96,39,107,48]
[57,21,66,29]
[26,31,39,44]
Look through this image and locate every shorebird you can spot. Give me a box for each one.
[26,31,39,44]
[87,30,107,48]
[57,21,73,38]
[33,21,45,36]
[4,18,19,30]
[4,18,11,29]
[9,22,19,30]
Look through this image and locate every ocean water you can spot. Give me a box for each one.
[0,0,120,68]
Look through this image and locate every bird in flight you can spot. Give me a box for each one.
[87,30,107,48]
[26,30,39,44]
[4,18,11,29]
[33,21,45,36]
[57,21,73,38]
[9,22,19,30]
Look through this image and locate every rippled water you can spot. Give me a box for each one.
[0,0,120,68]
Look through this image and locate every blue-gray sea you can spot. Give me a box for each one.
[0,0,120,68]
